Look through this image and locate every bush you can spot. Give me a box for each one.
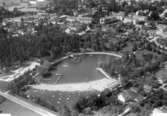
[48,65,57,72]
[42,71,52,78]
[75,89,122,113]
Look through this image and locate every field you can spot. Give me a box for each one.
[26,88,99,110]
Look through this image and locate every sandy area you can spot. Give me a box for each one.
[31,78,119,92]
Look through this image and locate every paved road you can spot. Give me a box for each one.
[0,91,58,116]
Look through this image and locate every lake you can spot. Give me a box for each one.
[40,54,117,84]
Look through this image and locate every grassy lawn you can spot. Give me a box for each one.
[25,88,99,109]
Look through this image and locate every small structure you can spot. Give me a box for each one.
[100,16,120,24]
[77,16,92,24]
[151,106,167,116]
[143,84,152,93]
[118,89,144,104]
[112,11,125,20]
[156,24,167,38]
[132,15,147,25]
[156,69,167,84]
[66,16,77,22]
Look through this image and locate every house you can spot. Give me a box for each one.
[112,11,125,20]
[156,69,167,84]
[132,15,147,25]
[66,16,77,22]
[77,17,92,24]
[100,16,120,24]
[123,17,133,24]
[151,106,167,116]
[65,27,77,34]
[143,84,152,93]
[29,0,37,5]
[118,89,144,103]
[29,0,52,8]
[156,24,167,38]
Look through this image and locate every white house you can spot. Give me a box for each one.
[151,106,167,116]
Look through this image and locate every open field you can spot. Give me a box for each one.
[26,88,99,109]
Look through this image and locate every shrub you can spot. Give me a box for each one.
[42,71,52,78]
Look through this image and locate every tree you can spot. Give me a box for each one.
[61,106,71,116]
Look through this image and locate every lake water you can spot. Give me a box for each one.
[40,54,117,84]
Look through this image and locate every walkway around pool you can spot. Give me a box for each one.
[75,52,122,58]
[51,52,122,66]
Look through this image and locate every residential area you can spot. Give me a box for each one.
[1,0,167,116]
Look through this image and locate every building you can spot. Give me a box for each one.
[156,24,167,38]
[132,15,147,25]
[156,69,167,84]
[29,0,52,8]
[151,106,167,116]
[66,16,77,22]
[77,16,92,24]
[118,89,144,103]
[112,11,125,20]
[100,16,120,24]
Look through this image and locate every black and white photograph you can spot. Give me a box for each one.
[0,0,167,116]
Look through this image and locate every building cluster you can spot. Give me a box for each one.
[1,0,167,116]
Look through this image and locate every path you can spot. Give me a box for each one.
[32,67,120,92]
[0,91,58,116]
[31,78,119,92]
[75,52,122,58]
[0,62,40,82]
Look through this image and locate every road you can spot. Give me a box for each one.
[0,61,40,82]
[0,91,58,116]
